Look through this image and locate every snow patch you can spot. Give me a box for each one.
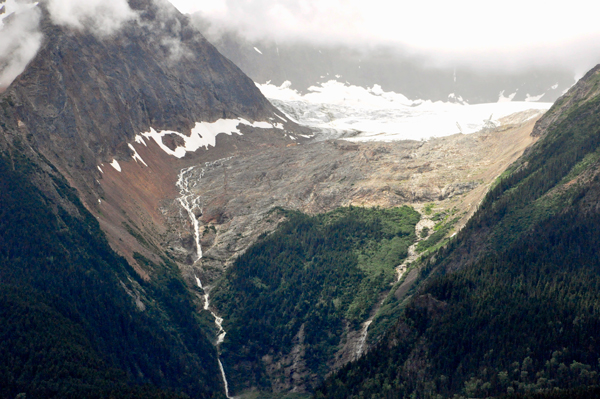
[97,165,104,174]
[551,83,559,90]
[448,93,467,105]
[142,118,281,159]
[253,46,263,54]
[252,121,272,129]
[134,134,147,146]
[128,143,148,166]
[110,159,121,172]
[275,114,287,122]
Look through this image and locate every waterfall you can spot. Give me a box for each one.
[354,320,372,360]
[177,165,232,398]
[176,166,204,260]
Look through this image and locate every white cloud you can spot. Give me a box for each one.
[0,2,43,89]
[0,0,140,90]
[174,0,600,73]
[47,0,137,37]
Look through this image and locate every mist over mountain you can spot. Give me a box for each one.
[192,20,574,105]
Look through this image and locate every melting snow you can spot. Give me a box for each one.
[254,47,263,54]
[257,80,552,142]
[128,143,148,166]
[142,118,282,158]
[110,159,122,172]
[252,121,272,129]
[134,134,147,146]
[178,168,231,398]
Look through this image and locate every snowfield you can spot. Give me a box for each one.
[140,118,283,159]
[257,80,552,142]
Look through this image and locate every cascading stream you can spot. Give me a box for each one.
[354,320,373,360]
[177,164,232,398]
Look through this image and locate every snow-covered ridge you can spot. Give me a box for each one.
[139,118,283,159]
[257,80,553,142]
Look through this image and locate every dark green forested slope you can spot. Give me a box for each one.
[211,206,420,395]
[0,147,224,398]
[315,66,600,398]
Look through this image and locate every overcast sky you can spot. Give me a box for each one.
[168,0,600,74]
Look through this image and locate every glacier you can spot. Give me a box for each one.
[257,80,553,142]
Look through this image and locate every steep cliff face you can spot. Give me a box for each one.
[11,0,280,162]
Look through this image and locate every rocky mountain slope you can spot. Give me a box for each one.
[316,64,600,399]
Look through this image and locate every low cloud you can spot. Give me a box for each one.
[186,0,600,75]
[0,0,140,90]
[47,0,137,37]
[0,1,43,89]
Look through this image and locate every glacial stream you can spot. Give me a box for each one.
[177,165,232,398]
